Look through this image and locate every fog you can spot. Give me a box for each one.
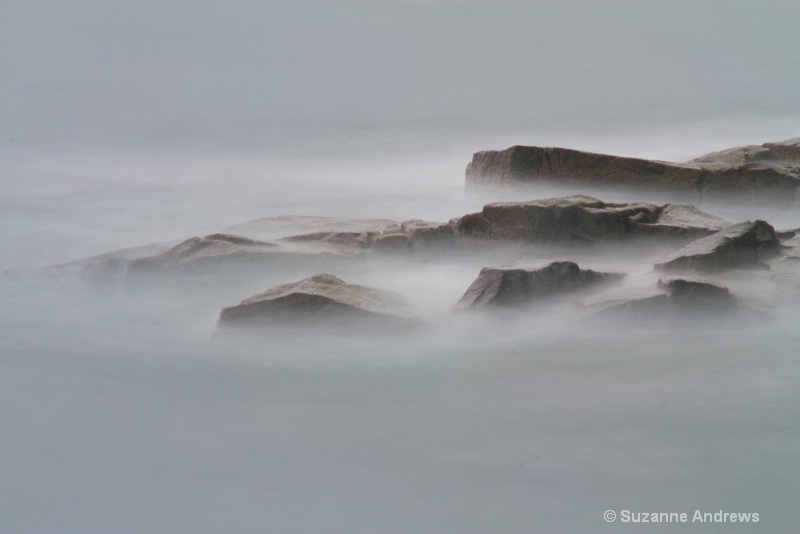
[2,1,800,533]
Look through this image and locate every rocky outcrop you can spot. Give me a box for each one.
[453,195,729,244]
[655,221,782,272]
[218,274,416,326]
[455,260,623,309]
[466,140,800,204]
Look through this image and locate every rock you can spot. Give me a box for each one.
[581,276,737,317]
[127,233,350,273]
[690,137,800,166]
[280,231,378,248]
[218,274,416,326]
[453,195,729,244]
[768,234,800,293]
[400,220,457,250]
[466,141,800,204]
[628,204,731,240]
[41,242,174,278]
[455,260,623,309]
[655,221,782,272]
[579,286,670,316]
[223,215,398,242]
[657,276,736,310]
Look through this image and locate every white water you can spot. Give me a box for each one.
[2,1,800,532]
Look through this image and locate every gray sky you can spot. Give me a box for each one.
[2,0,799,151]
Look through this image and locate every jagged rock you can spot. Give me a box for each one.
[218,274,416,326]
[455,260,623,309]
[657,276,736,310]
[453,195,729,244]
[466,141,800,204]
[655,221,782,272]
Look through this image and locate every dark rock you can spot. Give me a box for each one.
[657,276,736,310]
[452,195,728,245]
[218,274,416,326]
[455,260,623,309]
[466,141,800,204]
[655,221,782,272]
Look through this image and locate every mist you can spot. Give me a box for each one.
[2,1,800,533]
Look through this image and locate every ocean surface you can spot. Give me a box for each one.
[2,1,800,532]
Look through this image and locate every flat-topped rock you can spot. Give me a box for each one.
[218,274,416,326]
[466,140,800,204]
[455,260,623,309]
[655,221,781,272]
[454,195,730,244]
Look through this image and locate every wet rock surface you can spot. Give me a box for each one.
[455,260,623,309]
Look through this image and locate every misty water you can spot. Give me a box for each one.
[2,1,800,533]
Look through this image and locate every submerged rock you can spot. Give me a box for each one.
[455,260,623,309]
[466,140,800,204]
[218,274,416,326]
[655,221,781,272]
